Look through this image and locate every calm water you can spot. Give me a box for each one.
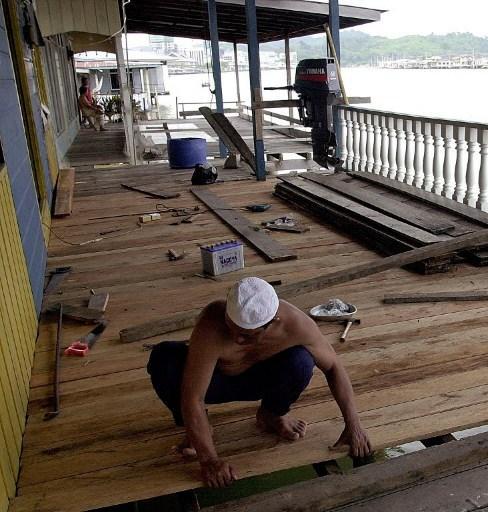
[160,67,488,124]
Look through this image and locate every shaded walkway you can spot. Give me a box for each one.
[66,123,128,168]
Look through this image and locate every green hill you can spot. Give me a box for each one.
[261,31,488,66]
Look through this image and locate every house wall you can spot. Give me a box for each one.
[0,166,38,512]
[42,34,79,162]
[0,0,48,313]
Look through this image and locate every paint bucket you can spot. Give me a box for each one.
[168,137,207,169]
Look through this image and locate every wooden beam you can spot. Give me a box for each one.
[383,291,488,304]
[204,432,488,512]
[191,188,296,262]
[274,183,451,274]
[45,305,104,324]
[54,168,75,217]
[348,171,488,227]
[276,229,488,299]
[254,99,300,109]
[120,309,200,343]
[199,107,239,155]
[120,183,180,200]
[303,172,455,235]
[279,176,447,246]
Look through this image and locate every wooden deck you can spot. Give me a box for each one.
[139,116,319,172]
[66,123,128,168]
[10,162,488,511]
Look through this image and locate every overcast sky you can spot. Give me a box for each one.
[340,0,488,38]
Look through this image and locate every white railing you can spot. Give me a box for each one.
[336,106,488,211]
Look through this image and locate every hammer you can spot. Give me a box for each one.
[340,318,361,343]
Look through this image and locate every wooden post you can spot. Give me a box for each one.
[285,35,293,123]
[245,0,266,181]
[115,34,136,165]
[208,0,226,157]
[233,42,242,108]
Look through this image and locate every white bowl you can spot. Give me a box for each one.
[309,303,357,321]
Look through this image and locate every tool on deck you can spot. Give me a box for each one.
[246,204,271,213]
[262,215,310,233]
[44,266,72,295]
[340,318,361,343]
[167,249,185,261]
[44,304,63,420]
[64,321,108,357]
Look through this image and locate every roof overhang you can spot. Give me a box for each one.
[125,0,384,43]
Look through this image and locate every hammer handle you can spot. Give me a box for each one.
[340,320,353,342]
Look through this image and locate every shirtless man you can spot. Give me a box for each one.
[148,277,371,488]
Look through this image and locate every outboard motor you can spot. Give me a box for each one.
[265,58,342,168]
[294,58,341,168]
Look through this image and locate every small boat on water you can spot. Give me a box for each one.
[201,81,210,87]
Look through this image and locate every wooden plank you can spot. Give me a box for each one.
[279,176,446,246]
[119,309,199,343]
[348,171,488,227]
[10,399,488,512]
[275,183,419,255]
[327,464,488,512]
[45,305,104,323]
[191,188,297,263]
[199,107,238,156]
[274,183,452,275]
[303,172,455,235]
[211,111,257,173]
[204,432,488,512]
[383,290,488,304]
[88,292,110,312]
[277,228,488,299]
[120,183,180,200]
[53,168,75,217]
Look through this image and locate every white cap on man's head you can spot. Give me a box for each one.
[226,277,279,330]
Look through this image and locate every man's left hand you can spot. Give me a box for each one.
[333,423,372,458]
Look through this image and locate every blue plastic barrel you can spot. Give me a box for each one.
[168,137,207,169]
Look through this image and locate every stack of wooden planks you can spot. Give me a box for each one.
[275,171,488,274]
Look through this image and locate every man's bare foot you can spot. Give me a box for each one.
[256,406,307,441]
[176,436,197,457]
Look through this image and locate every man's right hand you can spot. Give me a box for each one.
[200,458,237,488]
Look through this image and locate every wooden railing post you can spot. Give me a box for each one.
[346,110,354,170]
[413,120,424,188]
[442,125,456,199]
[404,119,415,185]
[387,116,398,179]
[373,114,382,174]
[380,116,389,176]
[476,129,488,211]
[359,112,367,172]
[334,106,486,212]
[432,123,444,194]
[396,118,406,182]
[352,111,361,172]
[366,113,374,173]
[464,127,479,207]
[454,126,468,203]
[339,108,348,164]
[422,121,434,192]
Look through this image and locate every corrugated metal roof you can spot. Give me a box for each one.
[125,0,384,43]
